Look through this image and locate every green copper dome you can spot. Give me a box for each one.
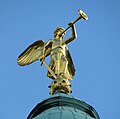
[27,92,99,119]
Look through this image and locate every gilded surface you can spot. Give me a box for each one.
[17,22,77,81]
[17,10,88,94]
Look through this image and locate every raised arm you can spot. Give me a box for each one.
[63,22,77,45]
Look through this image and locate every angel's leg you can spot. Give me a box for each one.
[52,53,62,76]
[60,55,68,76]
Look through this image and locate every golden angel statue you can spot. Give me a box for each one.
[17,10,88,94]
[17,22,77,80]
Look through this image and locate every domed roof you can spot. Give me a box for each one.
[27,92,99,119]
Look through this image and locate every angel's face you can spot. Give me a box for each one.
[56,29,65,38]
[54,27,66,39]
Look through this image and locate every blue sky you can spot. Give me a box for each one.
[0,0,120,119]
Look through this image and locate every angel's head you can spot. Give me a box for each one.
[54,27,66,39]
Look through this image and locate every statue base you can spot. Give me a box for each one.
[49,77,72,95]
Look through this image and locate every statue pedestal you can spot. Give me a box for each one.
[49,77,72,95]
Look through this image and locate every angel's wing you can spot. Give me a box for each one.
[65,47,75,78]
[17,40,45,66]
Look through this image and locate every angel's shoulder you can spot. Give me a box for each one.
[46,39,54,45]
